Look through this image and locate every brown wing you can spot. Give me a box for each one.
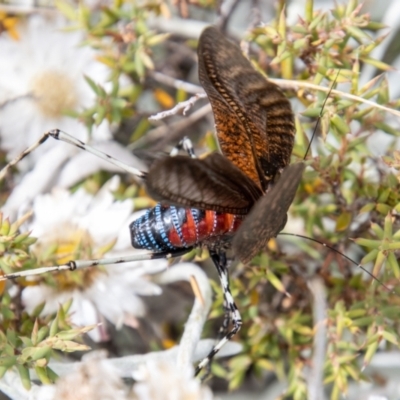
[145,153,263,215]
[198,26,295,192]
[232,162,305,263]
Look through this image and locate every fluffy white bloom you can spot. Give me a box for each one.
[0,352,130,400]
[0,14,143,218]
[0,14,109,160]
[22,177,167,342]
[132,359,214,400]
[53,351,129,400]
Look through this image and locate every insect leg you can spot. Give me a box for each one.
[195,250,242,376]
[169,137,196,158]
[220,255,234,336]
[220,300,232,341]
[0,248,192,281]
[217,255,235,346]
[201,295,232,378]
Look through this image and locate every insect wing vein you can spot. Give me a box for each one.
[145,153,262,215]
[198,27,296,191]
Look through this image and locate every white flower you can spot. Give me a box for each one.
[0,352,130,400]
[53,351,129,400]
[132,359,214,400]
[0,14,110,161]
[21,177,167,342]
[0,13,144,218]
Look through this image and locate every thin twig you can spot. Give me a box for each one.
[149,93,207,121]
[150,71,204,95]
[306,277,327,400]
[153,263,212,372]
[130,103,212,150]
[143,76,400,151]
[271,78,400,119]
[0,4,57,14]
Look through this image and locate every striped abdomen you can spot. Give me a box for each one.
[130,203,243,252]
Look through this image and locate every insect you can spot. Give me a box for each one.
[117,26,305,373]
[0,26,305,374]
[131,27,304,258]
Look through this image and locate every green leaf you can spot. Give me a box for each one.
[228,368,246,391]
[376,203,391,215]
[354,238,380,248]
[54,325,96,341]
[266,270,288,295]
[309,11,325,30]
[210,362,227,378]
[84,75,101,96]
[378,189,391,203]
[0,366,8,379]
[16,364,31,390]
[363,340,379,367]
[37,327,49,343]
[51,340,90,352]
[335,212,352,231]
[382,330,399,345]
[359,203,374,213]
[31,319,39,346]
[30,346,52,361]
[271,50,292,66]
[383,213,393,239]
[0,356,17,367]
[345,26,371,42]
[386,241,400,250]
[255,358,275,371]
[31,303,46,319]
[346,309,367,318]
[372,250,386,276]
[360,249,379,264]
[360,57,394,72]
[387,252,400,278]
[50,314,59,337]
[352,316,374,327]
[146,33,169,46]
[374,121,400,137]
[370,223,384,238]
[35,366,52,385]
[1,218,10,235]
[331,114,350,135]
[365,21,387,30]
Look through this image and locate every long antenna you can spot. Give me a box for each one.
[303,70,341,160]
[284,71,393,289]
[280,232,393,293]
[0,129,147,182]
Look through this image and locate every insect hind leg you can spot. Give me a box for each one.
[220,300,232,341]
[215,256,235,355]
[195,250,242,376]
[204,296,232,378]
[218,255,234,340]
